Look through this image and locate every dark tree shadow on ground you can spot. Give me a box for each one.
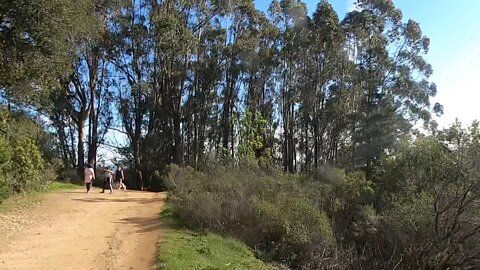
[58,190,86,194]
[71,197,161,204]
[115,215,163,233]
[72,192,166,233]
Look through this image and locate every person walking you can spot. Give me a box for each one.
[84,164,95,194]
[116,166,126,191]
[101,168,114,194]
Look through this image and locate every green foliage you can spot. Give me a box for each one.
[358,125,480,269]
[255,196,332,245]
[0,136,12,170]
[2,0,473,268]
[0,110,51,203]
[0,136,11,202]
[302,167,374,214]
[10,139,45,193]
[238,110,269,160]
[0,0,99,98]
[166,122,480,269]
[166,163,334,268]
[148,170,167,192]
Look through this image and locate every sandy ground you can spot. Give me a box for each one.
[0,188,166,270]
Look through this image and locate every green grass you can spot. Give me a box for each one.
[0,181,81,213]
[46,181,82,192]
[157,209,273,270]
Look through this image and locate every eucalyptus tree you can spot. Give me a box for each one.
[268,0,308,172]
[298,0,347,170]
[108,0,152,189]
[342,0,438,173]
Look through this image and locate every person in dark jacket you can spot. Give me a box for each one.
[116,166,126,191]
[101,168,114,194]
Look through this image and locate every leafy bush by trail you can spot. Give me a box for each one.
[0,136,12,202]
[10,139,45,193]
[166,163,336,268]
[0,110,51,203]
[367,135,480,269]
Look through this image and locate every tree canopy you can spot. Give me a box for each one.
[7,1,480,269]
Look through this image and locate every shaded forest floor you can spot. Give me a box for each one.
[0,186,165,270]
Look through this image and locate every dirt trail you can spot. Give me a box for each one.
[0,188,166,270]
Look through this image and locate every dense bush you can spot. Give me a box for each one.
[0,110,51,203]
[367,134,480,269]
[166,123,480,269]
[166,163,335,268]
[148,170,167,192]
[10,139,45,193]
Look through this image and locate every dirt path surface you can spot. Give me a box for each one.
[0,188,166,270]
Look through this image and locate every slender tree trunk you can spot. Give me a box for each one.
[68,121,77,167]
[133,143,143,190]
[304,121,309,172]
[288,102,295,173]
[52,113,71,167]
[314,121,319,169]
[222,72,236,156]
[134,109,143,190]
[87,95,98,168]
[77,118,85,177]
[173,110,183,165]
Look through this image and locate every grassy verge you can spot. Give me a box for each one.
[46,181,82,192]
[0,181,81,213]
[157,208,273,270]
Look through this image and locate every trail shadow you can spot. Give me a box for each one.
[72,197,161,204]
[59,190,86,194]
[116,215,163,233]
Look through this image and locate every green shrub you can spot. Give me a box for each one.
[0,136,12,201]
[148,170,167,192]
[0,110,56,204]
[255,196,333,246]
[10,138,45,193]
[0,174,10,203]
[166,163,335,268]
[56,166,80,183]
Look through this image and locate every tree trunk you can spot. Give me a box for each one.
[87,94,98,168]
[77,118,85,177]
[314,121,319,169]
[132,134,143,190]
[304,121,309,172]
[173,110,183,166]
[287,102,295,173]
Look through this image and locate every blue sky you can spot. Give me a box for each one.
[254,0,480,128]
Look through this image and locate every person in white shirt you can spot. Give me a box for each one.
[84,164,95,193]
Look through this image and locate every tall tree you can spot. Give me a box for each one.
[299,0,346,170]
[342,0,438,174]
[55,0,114,175]
[269,0,308,172]
[109,0,152,189]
